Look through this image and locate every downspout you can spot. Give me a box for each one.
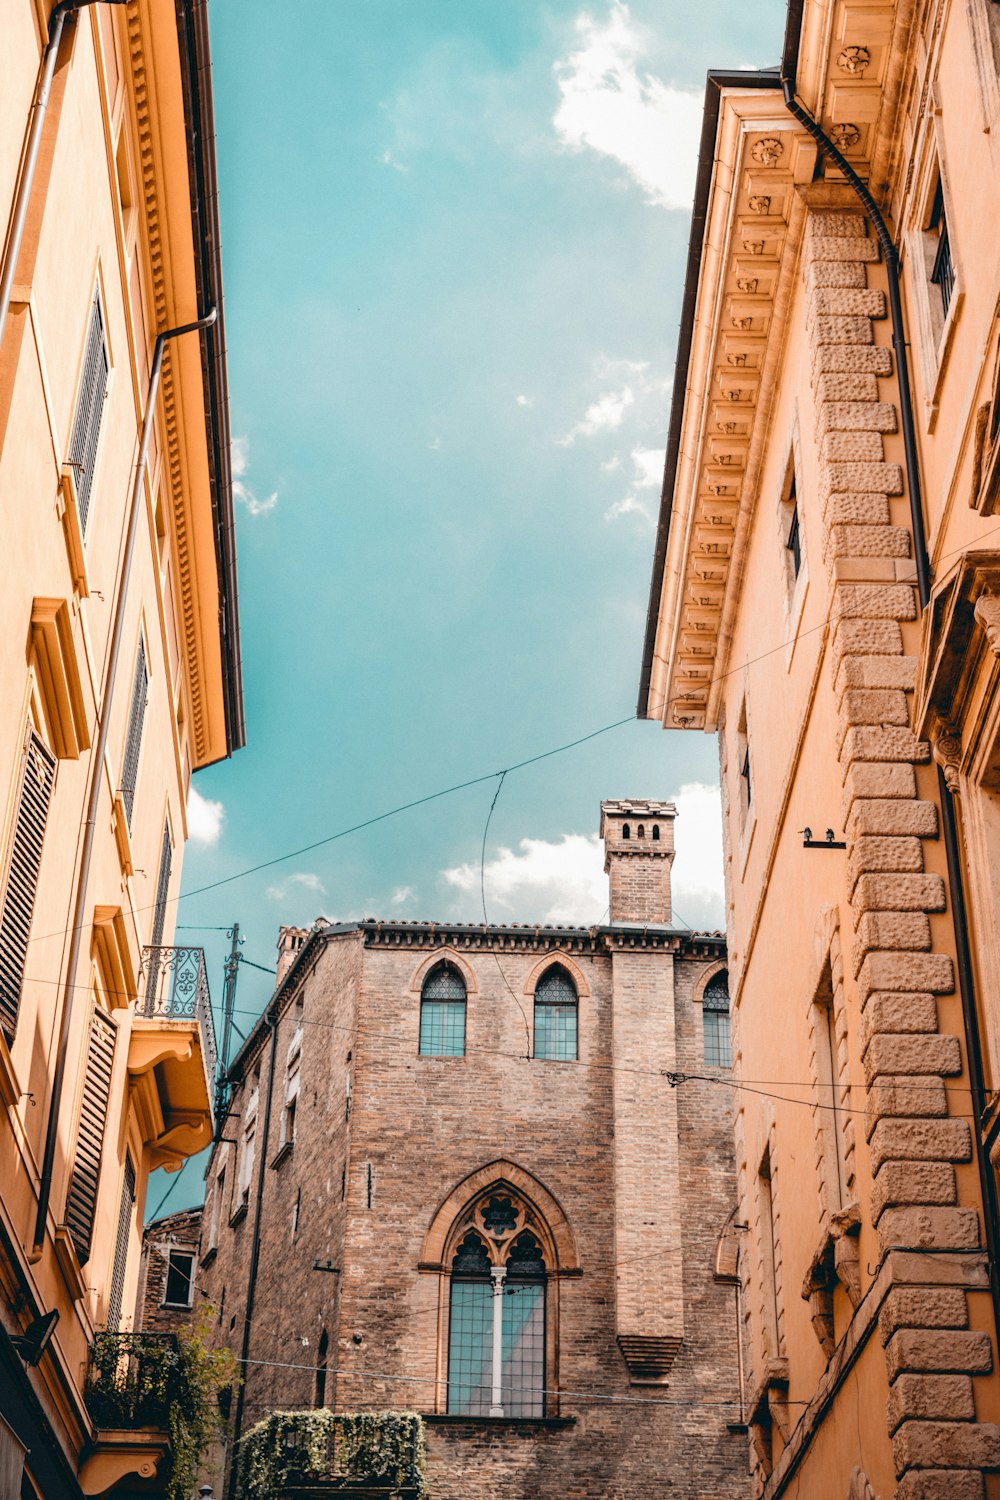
[780,49,1000,1326]
[228,1013,279,1500]
[33,310,217,1253]
[0,1,127,357]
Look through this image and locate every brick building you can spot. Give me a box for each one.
[198,800,751,1499]
[135,1207,202,1337]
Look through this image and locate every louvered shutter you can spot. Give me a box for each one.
[120,639,148,828]
[67,295,109,535]
[105,1151,136,1330]
[149,820,172,950]
[0,729,56,1043]
[64,1008,116,1265]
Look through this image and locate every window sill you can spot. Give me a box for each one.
[422,1414,575,1429]
[161,1300,193,1311]
[200,1246,218,1268]
[271,1140,294,1169]
[229,1201,248,1228]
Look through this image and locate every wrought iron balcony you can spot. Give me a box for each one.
[140,945,218,1103]
[84,1331,184,1430]
[238,1411,426,1499]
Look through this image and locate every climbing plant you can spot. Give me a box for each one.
[237,1409,427,1499]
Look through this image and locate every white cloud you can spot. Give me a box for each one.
[441,783,725,930]
[379,149,409,173]
[552,1,701,210]
[516,394,534,408]
[232,434,278,518]
[601,455,622,473]
[630,447,662,488]
[187,785,224,846]
[265,871,328,903]
[428,436,443,451]
[604,494,651,523]
[558,385,635,445]
[391,885,416,906]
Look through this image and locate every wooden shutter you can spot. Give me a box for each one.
[106,1151,136,1330]
[67,295,109,535]
[64,1008,116,1265]
[0,728,56,1043]
[120,638,148,828]
[149,819,172,950]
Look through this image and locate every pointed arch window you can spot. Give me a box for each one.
[533,965,577,1061]
[419,962,466,1057]
[447,1208,546,1417]
[703,969,732,1068]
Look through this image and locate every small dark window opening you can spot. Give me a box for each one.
[652,825,660,841]
[929,179,955,317]
[637,824,645,838]
[315,1330,329,1408]
[163,1250,194,1307]
[740,743,753,811]
[622,823,630,839]
[786,476,801,579]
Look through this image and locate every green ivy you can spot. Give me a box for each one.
[237,1409,427,1499]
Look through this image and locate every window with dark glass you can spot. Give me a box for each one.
[163,1249,194,1307]
[419,962,466,1056]
[703,970,732,1068]
[785,475,801,579]
[533,965,578,1061]
[929,178,955,317]
[447,1225,545,1418]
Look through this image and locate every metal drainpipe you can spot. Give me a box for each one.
[0,1,127,357]
[33,309,217,1253]
[228,1013,279,1500]
[781,74,1000,1326]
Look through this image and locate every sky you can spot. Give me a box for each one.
[150,0,786,1220]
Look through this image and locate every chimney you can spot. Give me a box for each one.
[600,799,676,925]
[276,925,309,984]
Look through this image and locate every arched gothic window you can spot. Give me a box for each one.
[622,823,630,839]
[652,824,661,841]
[314,1328,328,1408]
[419,962,467,1057]
[703,969,732,1068]
[447,1195,546,1417]
[533,965,578,1061]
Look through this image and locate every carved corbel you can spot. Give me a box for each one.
[801,1202,862,1358]
[931,718,963,795]
[974,590,1000,654]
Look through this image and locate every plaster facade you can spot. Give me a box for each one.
[198,802,750,1500]
[639,0,1000,1495]
[0,3,242,1495]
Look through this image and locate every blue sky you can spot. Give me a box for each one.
[151,0,785,1220]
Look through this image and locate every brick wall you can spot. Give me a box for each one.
[135,1206,202,1335]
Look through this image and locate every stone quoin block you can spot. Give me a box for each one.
[879,1289,970,1347]
[821,460,904,496]
[869,1119,973,1173]
[854,913,933,975]
[827,523,913,560]
[810,287,887,319]
[877,1207,982,1255]
[840,726,930,769]
[860,993,939,1052]
[892,1419,1000,1474]
[817,371,882,403]
[885,1328,994,1378]
[806,233,881,262]
[807,258,869,292]
[833,616,904,657]
[822,430,886,463]
[863,1033,962,1084]
[818,400,898,433]
[865,1076,948,1139]
[810,313,876,345]
[848,837,925,894]
[848,799,939,839]
[837,656,917,694]
[857,952,954,1004]
[886,1374,976,1431]
[806,211,868,238]
[839,688,912,732]
[832,582,917,622]
[812,341,893,376]
[824,492,893,526]
[843,768,919,817]
[871,1161,956,1222]
[895,1472,985,1500]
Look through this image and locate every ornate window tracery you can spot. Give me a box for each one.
[533,965,578,1061]
[419,962,466,1057]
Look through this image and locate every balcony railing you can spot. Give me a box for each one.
[84,1332,184,1430]
[140,945,218,1102]
[238,1411,427,1499]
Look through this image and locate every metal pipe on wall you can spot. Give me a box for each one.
[0,1,126,358]
[33,309,217,1254]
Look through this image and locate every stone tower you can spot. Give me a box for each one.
[600,798,676,924]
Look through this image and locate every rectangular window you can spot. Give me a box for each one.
[786,497,801,581]
[149,819,172,950]
[120,637,148,829]
[929,179,955,318]
[738,710,753,822]
[448,1280,493,1415]
[758,1147,782,1360]
[0,727,56,1043]
[419,1000,466,1056]
[105,1152,136,1330]
[208,1166,225,1251]
[813,961,849,1212]
[64,1007,116,1265]
[163,1249,194,1308]
[281,1031,301,1148]
[238,1105,257,1208]
[68,294,109,536]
